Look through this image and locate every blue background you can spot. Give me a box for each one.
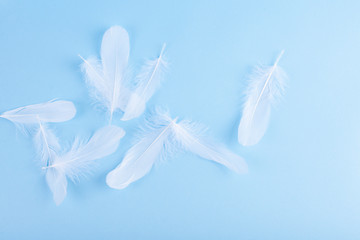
[1,0,360,239]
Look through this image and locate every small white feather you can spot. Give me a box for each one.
[238,50,286,146]
[34,122,61,167]
[0,100,76,126]
[106,109,177,189]
[80,26,130,123]
[45,125,125,205]
[173,120,248,174]
[121,44,168,121]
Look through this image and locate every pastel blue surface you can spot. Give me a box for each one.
[1,0,360,239]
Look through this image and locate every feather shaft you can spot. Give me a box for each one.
[251,50,284,120]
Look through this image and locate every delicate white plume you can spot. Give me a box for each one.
[238,50,286,146]
[45,125,125,205]
[121,44,168,121]
[0,100,76,127]
[106,110,177,189]
[107,108,247,190]
[80,26,130,123]
[34,122,61,167]
[172,120,248,174]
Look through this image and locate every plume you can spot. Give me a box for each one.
[80,26,130,123]
[238,50,286,146]
[34,122,61,167]
[121,44,168,121]
[0,100,76,128]
[107,108,247,190]
[45,125,125,205]
[106,109,177,189]
[172,120,248,174]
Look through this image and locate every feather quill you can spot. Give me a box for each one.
[80,26,130,123]
[238,50,286,146]
[121,44,168,121]
[107,108,247,190]
[45,125,125,205]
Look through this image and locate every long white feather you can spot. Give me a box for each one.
[107,108,248,190]
[121,44,168,121]
[172,120,248,174]
[45,125,125,205]
[106,109,177,189]
[0,100,76,126]
[80,26,130,123]
[238,50,286,146]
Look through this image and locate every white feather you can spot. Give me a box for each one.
[121,44,168,121]
[80,26,130,123]
[34,122,61,166]
[107,108,248,190]
[106,109,177,189]
[173,120,248,174]
[45,125,125,205]
[238,50,286,146]
[0,100,76,126]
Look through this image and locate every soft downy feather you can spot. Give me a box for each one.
[238,50,286,146]
[106,109,177,189]
[80,26,130,123]
[172,120,248,174]
[34,122,61,167]
[107,108,247,190]
[0,100,76,128]
[121,44,168,121]
[45,125,125,205]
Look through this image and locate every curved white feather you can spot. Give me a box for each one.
[45,125,125,205]
[107,112,176,189]
[80,26,130,123]
[0,100,76,125]
[238,51,286,146]
[173,120,248,173]
[121,44,168,121]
